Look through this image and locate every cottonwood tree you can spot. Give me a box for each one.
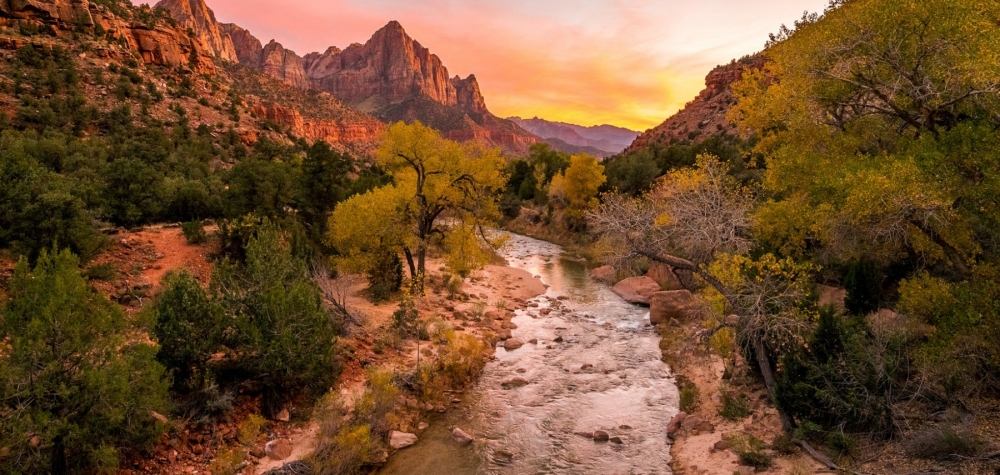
[548,153,607,226]
[328,122,507,293]
[732,0,1000,275]
[590,155,810,431]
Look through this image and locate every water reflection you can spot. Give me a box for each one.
[378,233,678,475]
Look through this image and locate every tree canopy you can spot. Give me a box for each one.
[328,122,507,290]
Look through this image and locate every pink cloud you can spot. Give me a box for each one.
[140,0,830,130]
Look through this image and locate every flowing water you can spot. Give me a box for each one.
[379,233,679,475]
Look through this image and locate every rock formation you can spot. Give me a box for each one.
[260,40,309,89]
[220,22,261,67]
[0,0,216,74]
[623,54,766,154]
[155,0,237,62]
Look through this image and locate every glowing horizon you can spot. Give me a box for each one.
[140,0,830,131]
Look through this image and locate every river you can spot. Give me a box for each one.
[378,233,679,474]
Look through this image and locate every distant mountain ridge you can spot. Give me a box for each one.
[157,0,540,154]
[508,117,639,157]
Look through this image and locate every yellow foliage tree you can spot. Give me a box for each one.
[549,153,606,223]
[328,122,507,291]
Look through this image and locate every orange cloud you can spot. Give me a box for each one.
[145,0,830,130]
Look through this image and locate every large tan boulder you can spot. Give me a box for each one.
[590,265,615,283]
[646,263,683,291]
[649,290,696,325]
[612,276,661,305]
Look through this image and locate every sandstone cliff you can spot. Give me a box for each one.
[623,55,765,154]
[218,16,538,153]
[0,0,216,74]
[220,22,261,67]
[155,0,237,62]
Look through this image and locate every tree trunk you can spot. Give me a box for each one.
[640,250,797,432]
[403,247,417,281]
[51,436,67,475]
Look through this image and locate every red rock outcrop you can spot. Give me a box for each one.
[155,0,236,62]
[250,102,383,148]
[623,54,766,154]
[302,21,467,108]
[124,23,215,73]
[220,22,261,67]
[259,40,309,89]
[0,0,215,74]
[0,0,94,27]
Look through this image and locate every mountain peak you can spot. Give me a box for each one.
[155,0,238,62]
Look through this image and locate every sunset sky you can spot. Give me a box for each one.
[148,0,830,131]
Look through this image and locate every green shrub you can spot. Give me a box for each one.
[152,272,225,390]
[82,262,117,281]
[207,447,246,475]
[237,414,267,446]
[182,220,207,244]
[677,376,701,413]
[368,251,403,302]
[214,221,341,414]
[718,388,752,421]
[723,433,773,470]
[0,249,170,473]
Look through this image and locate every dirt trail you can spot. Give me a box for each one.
[136,226,214,293]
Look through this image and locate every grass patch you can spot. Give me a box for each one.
[677,375,700,413]
[718,387,752,421]
[724,433,773,470]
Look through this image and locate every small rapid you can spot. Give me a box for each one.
[379,233,679,474]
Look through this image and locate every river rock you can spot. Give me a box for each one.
[418,422,428,431]
[265,439,293,460]
[649,290,696,325]
[501,377,529,389]
[590,265,615,282]
[646,263,683,291]
[389,431,418,449]
[612,277,661,305]
[666,412,687,438]
[452,427,474,445]
[539,308,552,315]
[503,339,524,351]
[714,439,730,451]
[610,436,623,444]
[528,338,538,344]
[593,431,610,442]
[275,408,291,422]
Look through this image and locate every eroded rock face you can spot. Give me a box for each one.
[624,54,766,154]
[303,21,467,108]
[0,0,94,27]
[261,40,309,89]
[250,103,383,147]
[127,23,215,73]
[155,0,237,61]
[220,22,261,67]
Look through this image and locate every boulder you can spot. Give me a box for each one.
[612,277,661,305]
[451,427,474,445]
[666,412,687,438]
[389,431,418,450]
[264,439,293,460]
[501,377,529,389]
[649,290,696,325]
[503,339,523,351]
[590,265,615,282]
[646,263,683,291]
[593,430,610,442]
[275,408,291,422]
